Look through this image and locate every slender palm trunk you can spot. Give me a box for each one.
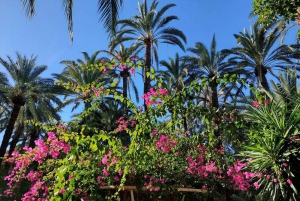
[28,129,38,148]
[211,84,219,109]
[0,104,22,165]
[8,124,24,156]
[144,41,151,109]
[256,65,270,91]
[261,73,270,91]
[121,70,129,99]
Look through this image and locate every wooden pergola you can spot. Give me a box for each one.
[100,185,207,201]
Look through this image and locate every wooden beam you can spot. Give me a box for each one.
[99,185,207,193]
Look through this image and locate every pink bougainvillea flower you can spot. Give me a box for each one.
[264,99,269,104]
[117,55,122,60]
[129,68,135,75]
[121,65,127,71]
[253,182,260,189]
[118,168,122,176]
[252,101,260,107]
[273,178,277,183]
[283,163,288,167]
[287,179,292,185]
[152,130,158,136]
[102,68,107,73]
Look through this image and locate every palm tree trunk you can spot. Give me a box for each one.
[28,129,38,148]
[256,65,270,91]
[211,84,219,109]
[0,104,22,165]
[261,73,270,91]
[8,124,24,156]
[144,41,151,109]
[122,71,128,99]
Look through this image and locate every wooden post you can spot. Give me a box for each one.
[130,190,134,201]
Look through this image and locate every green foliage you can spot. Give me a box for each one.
[252,0,300,25]
[240,102,300,200]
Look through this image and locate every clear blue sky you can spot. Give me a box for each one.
[0,0,298,122]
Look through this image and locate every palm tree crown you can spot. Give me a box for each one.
[110,0,186,108]
[0,52,62,165]
[182,35,234,108]
[224,21,297,91]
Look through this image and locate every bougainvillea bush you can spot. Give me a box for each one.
[1,64,299,200]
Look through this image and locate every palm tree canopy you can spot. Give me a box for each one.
[223,21,297,90]
[101,43,142,102]
[110,0,187,67]
[53,51,116,111]
[0,52,64,164]
[157,53,188,93]
[21,0,124,42]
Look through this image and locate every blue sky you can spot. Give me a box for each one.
[0,0,298,122]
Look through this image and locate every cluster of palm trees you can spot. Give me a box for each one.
[0,0,300,168]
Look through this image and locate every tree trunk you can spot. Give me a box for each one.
[121,70,129,99]
[211,84,219,109]
[8,124,24,156]
[0,104,22,165]
[255,65,270,91]
[144,40,152,110]
[261,73,270,91]
[28,129,38,148]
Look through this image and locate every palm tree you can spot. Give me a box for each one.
[0,53,62,165]
[101,43,142,102]
[110,0,186,108]
[223,21,297,91]
[157,53,189,94]
[21,0,124,42]
[182,34,236,109]
[53,51,115,112]
[8,90,66,155]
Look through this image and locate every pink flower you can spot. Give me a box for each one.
[287,179,292,185]
[102,68,107,73]
[103,168,110,177]
[129,68,135,75]
[273,178,277,183]
[117,55,122,60]
[264,99,269,104]
[121,65,127,71]
[249,158,253,162]
[131,120,137,126]
[118,169,122,176]
[47,132,56,141]
[256,172,262,178]
[152,130,158,136]
[114,176,120,181]
[253,182,260,189]
[283,163,288,167]
[252,101,260,107]
[266,175,271,179]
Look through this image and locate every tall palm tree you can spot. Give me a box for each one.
[157,53,189,94]
[223,21,297,91]
[21,0,124,42]
[8,90,66,155]
[0,53,62,165]
[110,0,187,108]
[182,34,236,109]
[101,43,142,102]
